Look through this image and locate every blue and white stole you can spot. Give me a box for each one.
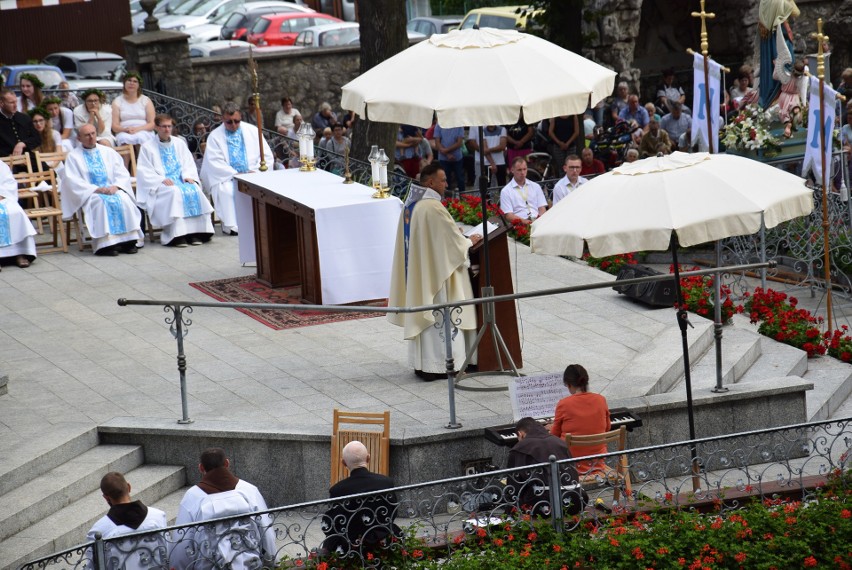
[402,185,429,283]
[159,142,201,217]
[226,128,249,173]
[84,148,126,234]
[0,201,11,247]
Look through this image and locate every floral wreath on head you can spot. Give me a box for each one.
[121,71,143,88]
[28,106,50,121]
[43,96,62,106]
[81,88,106,103]
[19,73,44,90]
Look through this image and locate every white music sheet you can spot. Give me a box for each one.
[508,374,571,422]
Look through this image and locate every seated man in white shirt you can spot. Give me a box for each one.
[551,154,587,206]
[499,156,547,225]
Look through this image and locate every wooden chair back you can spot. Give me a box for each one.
[114,144,138,179]
[1,153,33,174]
[565,425,632,501]
[34,150,68,172]
[14,170,68,254]
[331,409,390,486]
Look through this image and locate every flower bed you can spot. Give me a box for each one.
[582,252,638,275]
[676,265,742,323]
[744,287,826,357]
[443,196,530,245]
[292,469,852,569]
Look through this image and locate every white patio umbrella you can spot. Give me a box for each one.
[341,27,617,130]
[531,151,813,442]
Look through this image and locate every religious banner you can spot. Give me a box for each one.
[0,0,89,8]
[802,75,838,182]
[691,52,722,153]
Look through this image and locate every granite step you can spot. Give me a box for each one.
[0,444,144,543]
[608,315,714,399]
[0,423,98,498]
[688,325,762,391]
[0,464,185,570]
[805,356,852,421]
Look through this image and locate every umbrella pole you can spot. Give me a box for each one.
[671,235,701,491]
[711,240,727,393]
[456,127,521,388]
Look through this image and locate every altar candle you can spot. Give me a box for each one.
[371,162,380,184]
[379,163,388,187]
[307,138,314,160]
[298,137,306,158]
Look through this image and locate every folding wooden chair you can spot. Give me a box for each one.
[331,409,390,486]
[3,154,43,233]
[34,150,68,211]
[115,144,161,242]
[565,425,632,502]
[14,170,68,254]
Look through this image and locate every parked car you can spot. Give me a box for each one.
[1,64,122,91]
[247,12,340,46]
[184,9,234,43]
[153,0,246,32]
[458,6,541,32]
[220,1,314,40]
[407,15,463,37]
[188,40,254,57]
[131,0,194,31]
[42,52,125,80]
[293,22,359,48]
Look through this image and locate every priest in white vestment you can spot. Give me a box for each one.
[0,159,37,269]
[388,163,481,381]
[61,124,144,256]
[170,447,276,569]
[86,472,168,569]
[137,114,214,247]
[200,102,273,236]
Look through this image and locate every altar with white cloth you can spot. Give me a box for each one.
[235,169,402,305]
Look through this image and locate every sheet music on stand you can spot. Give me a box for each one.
[508,374,570,422]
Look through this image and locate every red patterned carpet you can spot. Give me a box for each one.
[189,276,386,330]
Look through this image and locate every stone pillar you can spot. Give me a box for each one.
[122,31,194,102]
[583,0,644,91]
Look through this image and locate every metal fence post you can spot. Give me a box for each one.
[166,303,193,424]
[92,533,106,570]
[548,455,563,531]
[440,305,461,429]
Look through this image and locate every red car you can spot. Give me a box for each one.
[247,12,341,46]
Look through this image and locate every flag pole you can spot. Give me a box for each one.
[692,0,715,154]
[812,19,832,330]
[248,48,267,172]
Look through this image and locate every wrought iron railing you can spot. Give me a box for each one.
[20,416,851,570]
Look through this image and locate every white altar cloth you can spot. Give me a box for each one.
[235,169,403,305]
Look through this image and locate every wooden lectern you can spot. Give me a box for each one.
[468,220,522,371]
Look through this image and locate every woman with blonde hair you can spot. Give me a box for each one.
[17,73,45,112]
[73,89,115,147]
[111,71,155,146]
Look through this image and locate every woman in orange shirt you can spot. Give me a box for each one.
[550,364,611,475]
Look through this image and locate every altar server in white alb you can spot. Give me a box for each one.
[61,124,144,256]
[388,163,481,381]
[170,447,276,569]
[0,159,37,269]
[137,114,214,247]
[200,102,273,236]
[86,472,168,568]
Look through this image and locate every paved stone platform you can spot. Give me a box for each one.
[1,226,850,471]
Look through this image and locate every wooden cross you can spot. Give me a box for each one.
[691,0,716,55]
[810,18,829,80]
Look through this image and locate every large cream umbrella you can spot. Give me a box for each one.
[341,28,617,130]
[531,151,813,442]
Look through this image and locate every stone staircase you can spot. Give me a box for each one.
[0,423,188,570]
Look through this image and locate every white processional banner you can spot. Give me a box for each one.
[691,53,722,153]
[802,76,838,182]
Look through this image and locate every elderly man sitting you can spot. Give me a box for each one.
[61,124,144,256]
[137,113,214,247]
[0,159,36,269]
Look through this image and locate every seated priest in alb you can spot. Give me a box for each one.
[200,101,273,236]
[61,124,144,256]
[0,159,37,269]
[137,114,214,247]
[388,163,482,381]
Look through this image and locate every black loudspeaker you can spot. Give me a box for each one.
[613,264,678,307]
